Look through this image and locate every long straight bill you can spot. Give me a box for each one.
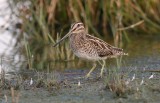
[53,31,71,47]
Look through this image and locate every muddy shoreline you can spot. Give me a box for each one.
[1,55,160,103]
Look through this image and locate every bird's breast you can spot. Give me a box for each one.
[69,38,103,60]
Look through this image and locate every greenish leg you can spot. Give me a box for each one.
[98,60,102,65]
[86,62,97,78]
[100,60,106,77]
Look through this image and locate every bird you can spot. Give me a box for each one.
[53,22,128,78]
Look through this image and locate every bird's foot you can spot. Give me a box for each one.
[98,74,103,79]
[85,74,90,79]
[100,72,103,78]
[98,71,106,79]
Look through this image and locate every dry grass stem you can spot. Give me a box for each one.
[117,20,144,31]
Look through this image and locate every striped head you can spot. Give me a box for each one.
[70,22,85,34]
[53,22,85,47]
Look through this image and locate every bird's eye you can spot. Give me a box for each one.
[77,24,80,27]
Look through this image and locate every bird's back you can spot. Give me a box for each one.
[85,34,127,58]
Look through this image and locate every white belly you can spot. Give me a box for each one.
[74,51,107,61]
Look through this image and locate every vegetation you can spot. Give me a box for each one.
[9,0,160,69]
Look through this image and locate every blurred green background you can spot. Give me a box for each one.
[10,0,160,70]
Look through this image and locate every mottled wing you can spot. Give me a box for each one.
[86,34,123,57]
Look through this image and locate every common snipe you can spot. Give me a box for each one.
[53,22,128,78]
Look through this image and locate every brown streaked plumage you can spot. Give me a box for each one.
[53,22,128,78]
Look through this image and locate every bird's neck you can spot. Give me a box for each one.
[69,31,86,51]
[70,31,86,41]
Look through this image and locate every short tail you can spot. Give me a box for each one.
[112,47,128,56]
[121,52,128,56]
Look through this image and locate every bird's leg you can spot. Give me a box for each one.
[100,60,106,77]
[98,60,102,65]
[86,62,97,78]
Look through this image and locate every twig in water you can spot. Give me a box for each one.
[131,74,135,81]
[4,95,8,103]
[78,81,81,87]
[149,73,154,79]
[11,87,15,103]
[140,77,144,85]
[30,78,33,86]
